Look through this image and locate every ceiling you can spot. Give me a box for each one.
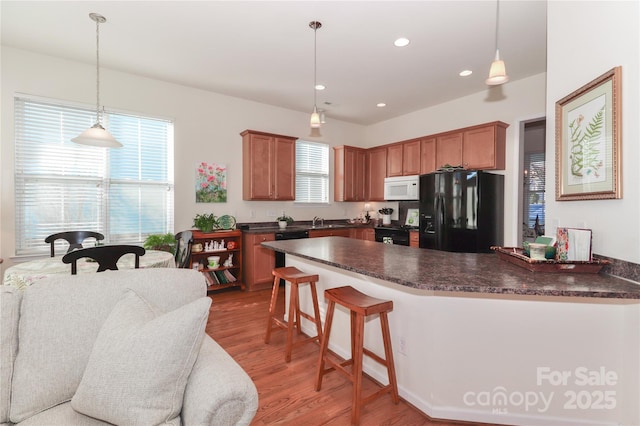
[1,1,547,126]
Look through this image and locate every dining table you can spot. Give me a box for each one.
[2,249,176,290]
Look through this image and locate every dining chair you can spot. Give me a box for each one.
[174,231,193,269]
[62,245,146,275]
[45,231,105,257]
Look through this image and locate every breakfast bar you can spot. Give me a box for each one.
[262,237,640,426]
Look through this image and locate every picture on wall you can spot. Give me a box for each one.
[555,66,621,201]
[196,162,227,203]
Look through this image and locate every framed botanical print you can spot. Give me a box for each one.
[555,66,621,201]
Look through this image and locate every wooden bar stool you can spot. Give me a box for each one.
[265,266,323,362]
[315,286,399,425]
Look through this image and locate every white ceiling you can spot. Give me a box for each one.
[1,1,547,125]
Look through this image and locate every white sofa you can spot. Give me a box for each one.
[1,268,258,425]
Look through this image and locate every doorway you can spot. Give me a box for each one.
[520,119,546,244]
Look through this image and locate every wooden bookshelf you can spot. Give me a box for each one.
[190,229,244,291]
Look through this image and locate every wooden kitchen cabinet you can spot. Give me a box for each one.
[241,130,296,201]
[420,137,437,174]
[243,232,276,291]
[410,230,420,248]
[351,227,376,241]
[462,122,507,170]
[402,139,421,175]
[387,139,421,177]
[366,146,387,201]
[309,229,351,238]
[334,146,366,201]
[386,144,404,177]
[436,132,463,169]
[190,230,243,292]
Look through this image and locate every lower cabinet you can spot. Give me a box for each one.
[243,232,275,291]
[190,230,244,292]
[410,230,419,248]
[309,229,351,238]
[350,228,375,241]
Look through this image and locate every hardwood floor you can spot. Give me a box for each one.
[206,287,498,426]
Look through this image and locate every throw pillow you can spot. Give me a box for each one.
[71,290,211,425]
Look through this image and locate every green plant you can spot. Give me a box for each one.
[143,233,176,254]
[277,213,294,223]
[193,213,218,233]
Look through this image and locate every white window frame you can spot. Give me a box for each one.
[14,94,174,256]
[295,139,330,204]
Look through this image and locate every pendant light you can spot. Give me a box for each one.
[309,21,322,137]
[72,13,122,148]
[486,0,509,86]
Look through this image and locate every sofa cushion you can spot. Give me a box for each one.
[71,289,211,425]
[0,286,22,424]
[9,268,206,423]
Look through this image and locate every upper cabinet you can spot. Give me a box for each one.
[334,146,366,202]
[241,130,296,201]
[366,147,387,201]
[420,137,437,174]
[432,121,508,171]
[462,122,507,170]
[387,140,421,177]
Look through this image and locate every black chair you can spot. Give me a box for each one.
[45,231,105,257]
[62,245,146,275]
[174,231,193,268]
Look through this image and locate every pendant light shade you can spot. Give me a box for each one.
[309,21,322,137]
[486,0,509,86]
[72,13,122,148]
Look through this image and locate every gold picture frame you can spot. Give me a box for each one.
[555,66,622,201]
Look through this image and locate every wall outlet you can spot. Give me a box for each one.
[266,210,278,218]
[399,335,407,356]
[249,210,255,219]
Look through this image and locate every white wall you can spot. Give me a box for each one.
[545,1,640,263]
[364,73,548,247]
[0,47,366,267]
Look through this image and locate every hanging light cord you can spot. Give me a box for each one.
[95,16,101,125]
[494,0,500,52]
[313,22,318,109]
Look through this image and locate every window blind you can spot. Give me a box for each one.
[524,152,545,229]
[14,96,174,255]
[295,140,329,203]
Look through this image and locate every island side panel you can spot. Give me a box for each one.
[286,256,640,426]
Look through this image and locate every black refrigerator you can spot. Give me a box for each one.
[419,170,504,253]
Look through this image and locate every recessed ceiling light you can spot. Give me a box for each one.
[376,103,387,108]
[459,70,473,77]
[393,38,410,47]
[315,84,326,90]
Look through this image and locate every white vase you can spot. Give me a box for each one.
[382,214,391,225]
[278,221,287,229]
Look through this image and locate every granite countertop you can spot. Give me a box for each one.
[262,237,640,300]
[240,221,375,234]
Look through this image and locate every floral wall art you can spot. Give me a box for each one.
[195,162,227,203]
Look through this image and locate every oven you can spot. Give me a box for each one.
[374,227,411,246]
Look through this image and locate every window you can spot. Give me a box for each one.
[14,96,174,256]
[295,140,329,203]
[524,152,545,232]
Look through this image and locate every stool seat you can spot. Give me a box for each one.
[316,285,399,425]
[265,266,323,362]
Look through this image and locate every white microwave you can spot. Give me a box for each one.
[383,175,420,201]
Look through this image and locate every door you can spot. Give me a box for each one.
[419,173,438,249]
[273,137,295,200]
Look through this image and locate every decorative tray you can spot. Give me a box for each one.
[491,247,610,274]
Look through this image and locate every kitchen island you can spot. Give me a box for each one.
[263,237,640,426]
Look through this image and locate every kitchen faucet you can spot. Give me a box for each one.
[313,216,324,227]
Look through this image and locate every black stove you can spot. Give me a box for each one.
[374,225,416,246]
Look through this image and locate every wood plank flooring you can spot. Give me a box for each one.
[206,286,497,426]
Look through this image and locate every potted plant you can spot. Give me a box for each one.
[143,233,176,254]
[277,213,294,229]
[193,213,218,233]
